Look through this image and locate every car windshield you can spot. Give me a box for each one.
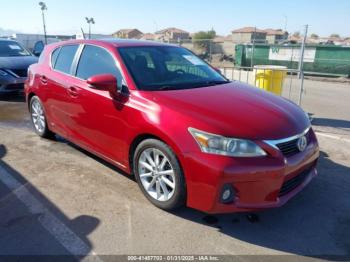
[118,46,229,91]
[0,41,31,57]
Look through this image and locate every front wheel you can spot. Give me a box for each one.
[133,139,186,211]
[30,96,54,138]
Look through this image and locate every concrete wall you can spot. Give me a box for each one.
[222,41,235,55]
[232,32,267,43]
[266,34,288,44]
[180,41,235,56]
[13,34,62,50]
[113,30,142,39]
[232,33,252,43]
[14,33,112,50]
[171,32,190,40]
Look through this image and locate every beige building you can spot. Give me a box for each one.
[140,33,159,41]
[155,27,190,41]
[113,29,143,39]
[265,29,288,44]
[231,27,267,44]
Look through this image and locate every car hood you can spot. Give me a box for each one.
[144,82,310,140]
[0,56,38,70]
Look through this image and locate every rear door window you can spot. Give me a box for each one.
[54,45,79,74]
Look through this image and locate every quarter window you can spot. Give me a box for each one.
[51,47,60,68]
[54,45,79,74]
[76,45,122,86]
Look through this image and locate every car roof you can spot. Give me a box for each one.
[49,38,177,48]
[0,38,18,42]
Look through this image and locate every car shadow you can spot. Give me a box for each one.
[169,151,350,260]
[312,118,350,130]
[55,135,135,183]
[43,135,350,259]
[0,144,100,259]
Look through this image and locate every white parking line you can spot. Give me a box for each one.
[0,164,102,261]
[316,132,350,143]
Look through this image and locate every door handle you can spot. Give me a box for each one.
[67,86,79,98]
[40,75,48,85]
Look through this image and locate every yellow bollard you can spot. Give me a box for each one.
[254,65,287,96]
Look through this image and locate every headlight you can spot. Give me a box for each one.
[189,128,267,157]
[0,69,8,76]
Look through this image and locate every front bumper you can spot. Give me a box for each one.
[183,128,320,214]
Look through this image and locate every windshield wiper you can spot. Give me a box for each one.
[155,80,230,91]
[200,80,230,87]
[158,85,178,91]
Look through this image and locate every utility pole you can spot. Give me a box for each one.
[153,21,158,33]
[250,27,257,67]
[284,15,288,32]
[39,2,48,45]
[85,17,95,39]
[297,24,309,106]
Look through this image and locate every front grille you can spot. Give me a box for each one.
[9,69,28,78]
[276,130,311,157]
[276,138,300,156]
[279,167,312,197]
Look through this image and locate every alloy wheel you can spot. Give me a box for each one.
[31,99,46,134]
[138,148,176,202]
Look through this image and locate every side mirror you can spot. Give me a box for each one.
[33,41,45,57]
[87,74,119,97]
[33,50,42,56]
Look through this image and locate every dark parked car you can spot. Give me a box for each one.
[0,39,38,93]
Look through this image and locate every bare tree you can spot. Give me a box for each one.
[310,33,319,39]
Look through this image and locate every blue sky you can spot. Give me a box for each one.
[1,0,349,37]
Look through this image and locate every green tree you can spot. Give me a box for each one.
[192,30,216,54]
[330,34,340,38]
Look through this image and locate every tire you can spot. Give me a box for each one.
[133,139,186,211]
[29,96,54,139]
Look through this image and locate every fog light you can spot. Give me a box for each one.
[221,184,235,204]
[222,190,231,200]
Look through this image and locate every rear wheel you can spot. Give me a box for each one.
[30,96,54,138]
[133,139,186,211]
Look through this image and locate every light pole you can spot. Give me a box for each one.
[283,15,288,41]
[39,2,48,44]
[284,15,288,32]
[85,17,95,39]
[297,24,309,106]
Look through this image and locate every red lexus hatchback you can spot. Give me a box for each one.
[25,39,319,214]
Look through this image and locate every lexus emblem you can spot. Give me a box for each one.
[297,136,307,152]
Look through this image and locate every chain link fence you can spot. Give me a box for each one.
[220,66,305,106]
[166,40,349,75]
[159,39,306,106]
[13,34,350,107]
[156,38,236,68]
[163,38,350,108]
